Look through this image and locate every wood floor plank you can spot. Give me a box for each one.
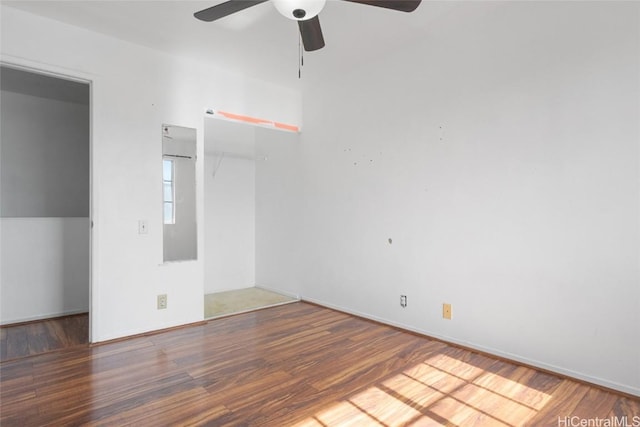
[0,327,7,360]
[523,380,592,426]
[1,302,638,426]
[5,326,28,360]
[608,396,640,420]
[0,314,89,362]
[570,387,619,420]
[112,389,229,426]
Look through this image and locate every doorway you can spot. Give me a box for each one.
[203,117,298,319]
[0,65,91,357]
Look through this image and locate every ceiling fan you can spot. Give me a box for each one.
[194,0,422,52]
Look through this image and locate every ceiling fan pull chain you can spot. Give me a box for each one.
[298,29,303,78]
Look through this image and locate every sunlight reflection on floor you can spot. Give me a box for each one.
[293,353,553,427]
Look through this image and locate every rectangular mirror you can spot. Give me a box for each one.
[162,124,197,262]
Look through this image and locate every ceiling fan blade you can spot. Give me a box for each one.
[194,0,269,22]
[298,16,325,52]
[340,0,421,13]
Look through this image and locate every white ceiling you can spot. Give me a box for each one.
[2,0,456,88]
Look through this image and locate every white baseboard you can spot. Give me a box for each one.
[1,309,88,326]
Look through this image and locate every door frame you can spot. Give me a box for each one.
[1,57,96,343]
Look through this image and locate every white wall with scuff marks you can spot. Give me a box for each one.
[1,5,301,341]
[257,2,640,395]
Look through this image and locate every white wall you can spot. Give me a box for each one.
[255,127,302,298]
[1,90,90,217]
[204,153,256,293]
[257,2,640,395]
[1,84,90,324]
[1,5,301,341]
[1,218,89,323]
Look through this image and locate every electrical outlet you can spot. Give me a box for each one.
[443,303,452,320]
[157,294,167,310]
[400,295,407,308]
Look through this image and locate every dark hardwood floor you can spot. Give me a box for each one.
[0,313,88,362]
[1,303,638,426]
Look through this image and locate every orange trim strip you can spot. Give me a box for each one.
[217,111,270,125]
[215,110,299,133]
[274,122,300,132]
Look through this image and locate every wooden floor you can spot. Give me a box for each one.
[1,303,638,426]
[0,313,88,362]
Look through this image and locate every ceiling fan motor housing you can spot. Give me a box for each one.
[273,0,327,21]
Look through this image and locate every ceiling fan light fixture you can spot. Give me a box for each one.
[273,0,326,21]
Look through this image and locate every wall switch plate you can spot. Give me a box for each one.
[443,303,452,320]
[138,220,148,234]
[157,294,167,310]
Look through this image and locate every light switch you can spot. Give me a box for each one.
[138,220,148,234]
